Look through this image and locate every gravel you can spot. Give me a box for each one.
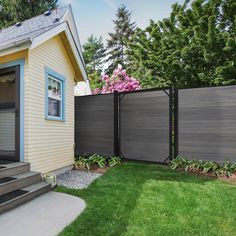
[56,170,103,189]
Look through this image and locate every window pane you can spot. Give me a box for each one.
[48,77,61,100]
[48,98,61,117]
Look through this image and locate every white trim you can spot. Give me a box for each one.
[29,23,88,82]
[62,5,84,64]
[0,41,30,57]
[30,22,67,49]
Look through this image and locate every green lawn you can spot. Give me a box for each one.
[56,162,236,236]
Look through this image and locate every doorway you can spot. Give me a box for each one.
[0,66,20,162]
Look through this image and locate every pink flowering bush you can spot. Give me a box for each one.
[92,66,141,94]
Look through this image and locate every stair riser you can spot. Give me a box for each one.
[0,184,51,215]
[0,164,30,179]
[0,174,41,195]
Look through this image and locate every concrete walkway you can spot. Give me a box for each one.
[0,191,86,236]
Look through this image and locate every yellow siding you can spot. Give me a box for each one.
[0,50,28,64]
[26,35,75,173]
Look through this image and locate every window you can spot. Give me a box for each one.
[45,68,65,121]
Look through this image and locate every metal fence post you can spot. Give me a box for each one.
[174,87,179,158]
[114,91,120,156]
[169,88,173,160]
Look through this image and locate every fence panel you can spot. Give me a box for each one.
[178,86,236,163]
[75,94,114,157]
[120,89,171,162]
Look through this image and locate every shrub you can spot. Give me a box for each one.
[75,154,122,170]
[170,156,236,178]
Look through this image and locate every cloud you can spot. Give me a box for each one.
[101,0,117,10]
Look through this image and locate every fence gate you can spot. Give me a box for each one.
[75,88,172,163]
[119,89,172,163]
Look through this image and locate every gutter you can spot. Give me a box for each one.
[0,38,31,52]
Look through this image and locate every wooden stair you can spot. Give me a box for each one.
[0,162,51,215]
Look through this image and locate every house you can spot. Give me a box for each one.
[0,5,89,173]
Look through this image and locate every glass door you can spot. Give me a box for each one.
[0,66,20,162]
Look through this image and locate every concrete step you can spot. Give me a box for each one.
[0,181,51,215]
[0,172,41,195]
[0,162,30,179]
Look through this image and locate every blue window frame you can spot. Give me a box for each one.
[45,67,65,121]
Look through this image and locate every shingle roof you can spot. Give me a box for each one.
[0,6,68,48]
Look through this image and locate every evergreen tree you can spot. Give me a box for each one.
[127,0,236,88]
[83,35,106,75]
[0,0,58,29]
[106,5,136,74]
[82,35,106,90]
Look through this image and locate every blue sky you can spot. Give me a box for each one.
[60,0,185,44]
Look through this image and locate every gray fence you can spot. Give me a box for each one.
[120,90,171,162]
[75,89,172,163]
[75,86,236,164]
[177,86,236,163]
[75,94,114,157]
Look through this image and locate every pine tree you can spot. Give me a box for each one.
[83,35,106,75]
[106,5,136,74]
[83,35,106,90]
[0,0,58,29]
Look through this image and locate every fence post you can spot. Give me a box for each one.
[169,88,173,160]
[174,87,179,158]
[114,91,120,156]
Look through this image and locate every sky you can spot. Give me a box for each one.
[60,0,185,45]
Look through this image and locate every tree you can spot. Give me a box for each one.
[93,66,141,94]
[127,0,236,88]
[106,5,136,74]
[0,0,58,29]
[82,35,106,90]
[83,35,106,75]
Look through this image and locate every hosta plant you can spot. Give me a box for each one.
[170,157,236,178]
[108,157,122,167]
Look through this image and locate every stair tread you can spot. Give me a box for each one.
[0,162,29,169]
[22,181,51,192]
[0,181,51,206]
[0,171,40,186]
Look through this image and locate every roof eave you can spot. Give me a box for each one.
[0,38,31,57]
[30,22,88,82]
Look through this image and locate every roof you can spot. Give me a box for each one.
[0,6,68,48]
[0,6,88,82]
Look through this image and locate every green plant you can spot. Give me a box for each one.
[202,161,218,174]
[108,157,122,167]
[170,157,236,178]
[215,162,236,177]
[170,156,189,170]
[75,154,122,170]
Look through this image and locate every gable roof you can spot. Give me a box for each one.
[0,5,88,82]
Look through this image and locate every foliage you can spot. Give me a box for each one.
[83,35,106,75]
[108,156,122,167]
[75,154,121,170]
[106,5,136,74]
[127,0,236,88]
[57,162,236,236]
[92,66,141,94]
[0,0,58,28]
[87,70,103,91]
[170,156,236,177]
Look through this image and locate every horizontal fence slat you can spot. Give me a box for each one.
[178,85,236,163]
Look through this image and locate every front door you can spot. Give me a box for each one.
[0,66,20,161]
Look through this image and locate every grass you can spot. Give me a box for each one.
[56,162,236,236]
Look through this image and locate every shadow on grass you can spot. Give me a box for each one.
[56,161,233,236]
